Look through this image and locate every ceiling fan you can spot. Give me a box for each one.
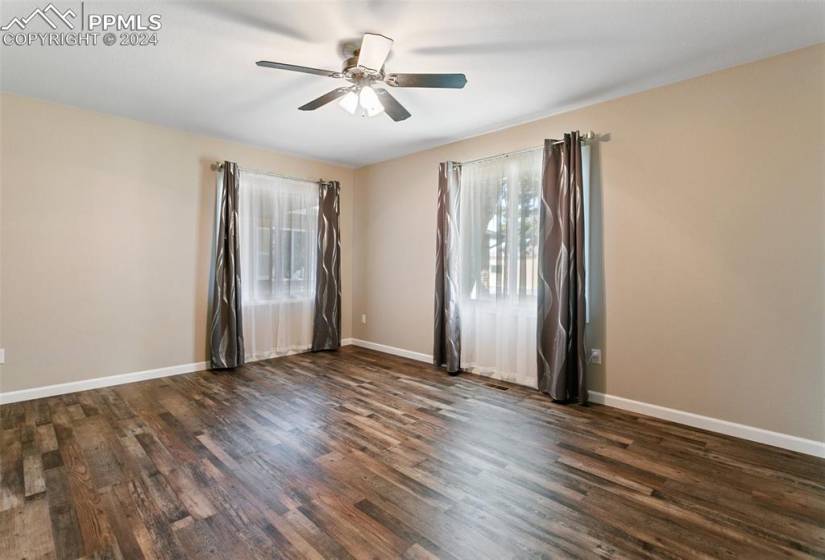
[256,33,467,122]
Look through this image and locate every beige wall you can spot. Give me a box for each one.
[0,93,354,393]
[351,45,825,441]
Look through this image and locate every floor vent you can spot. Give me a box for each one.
[486,383,510,391]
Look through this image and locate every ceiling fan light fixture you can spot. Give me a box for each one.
[357,33,393,72]
[358,86,384,117]
[257,32,468,122]
[338,90,359,114]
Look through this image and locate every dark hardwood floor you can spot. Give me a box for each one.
[1,346,823,559]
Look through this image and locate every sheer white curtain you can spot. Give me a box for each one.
[238,171,318,361]
[458,149,542,388]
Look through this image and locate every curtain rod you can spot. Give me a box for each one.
[211,162,326,185]
[458,130,597,167]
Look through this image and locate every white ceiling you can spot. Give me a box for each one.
[1,1,823,167]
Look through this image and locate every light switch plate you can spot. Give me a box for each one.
[589,349,602,364]
[361,314,367,324]
[0,349,4,364]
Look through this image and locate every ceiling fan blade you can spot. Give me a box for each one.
[256,61,341,78]
[385,73,467,88]
[299,88,352,111]
[374,88,411,122]
[357,33,393,72]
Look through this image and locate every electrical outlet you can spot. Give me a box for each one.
[361,314,367,325]
[589,349,602,364]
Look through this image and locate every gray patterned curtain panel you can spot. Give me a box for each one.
[537,134,587,402]
[210,161,245,369]
[433,161,462,374]
[311,181,342,352]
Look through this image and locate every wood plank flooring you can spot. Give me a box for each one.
[1,346,823,559]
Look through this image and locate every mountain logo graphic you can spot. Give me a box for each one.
[1,3,77,31]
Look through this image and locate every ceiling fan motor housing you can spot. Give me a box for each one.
[342,50,384,85]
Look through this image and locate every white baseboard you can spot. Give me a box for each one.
[589,391,825,458]
[0,361,209,405]
[0,339,386,405]
[346,338,432,364]
[0,338,367,405]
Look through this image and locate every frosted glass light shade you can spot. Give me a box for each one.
[338,91,358,114]
[359,86,384,117]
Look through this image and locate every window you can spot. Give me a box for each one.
[456,145,590,387]
[236,170,318,361]
[457,148,543,388]
[459,149,543,302]
[254,221,312,296]
[239,172,318,304]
